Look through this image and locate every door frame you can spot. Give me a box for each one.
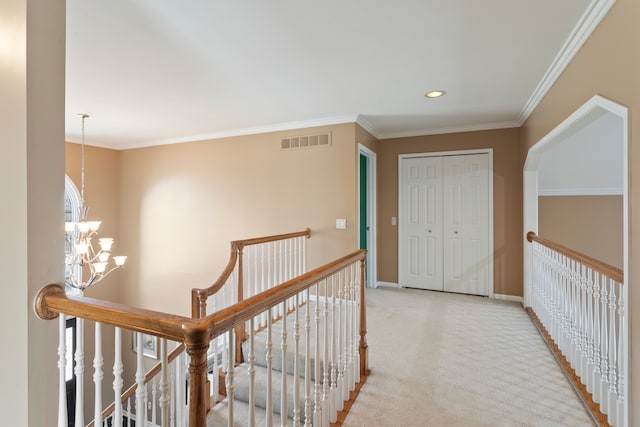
[398,148,494,297]
[358,144,377,288]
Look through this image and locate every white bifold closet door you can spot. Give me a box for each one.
[399,153,489,296]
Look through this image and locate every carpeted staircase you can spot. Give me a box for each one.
[207,302,336,426]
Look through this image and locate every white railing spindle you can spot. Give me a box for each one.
[93,322,103,427]
[58,315,67,427]
[74,317,85,427]
[528,233,626,426]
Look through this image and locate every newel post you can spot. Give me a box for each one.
[359,256,369,377]
[185,327,210,426]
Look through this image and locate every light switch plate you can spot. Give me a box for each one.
[336,218,347,229]
[391,217,397,226]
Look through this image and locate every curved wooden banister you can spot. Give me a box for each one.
[87,343,186,427]
[526,231,623,283]
[191,228,311,318]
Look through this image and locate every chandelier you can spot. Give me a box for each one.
[65,114,126,294]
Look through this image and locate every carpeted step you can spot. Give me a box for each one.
[207,398,288,427]
[242,302,336,382]
[230,362,318,421]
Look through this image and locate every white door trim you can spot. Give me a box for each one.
[523,94,629,426]
[358,144,377,288]
[398,148,494,297]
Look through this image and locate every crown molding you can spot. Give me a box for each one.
[73,115,360,150]
[376,120,520,140]
[517,0,616,125]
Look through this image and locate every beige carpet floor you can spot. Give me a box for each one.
[344,287,595,427]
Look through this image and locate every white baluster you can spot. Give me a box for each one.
[616,282,625,424]
[584,266,594,391]
[113,327,123,427]
[591,273,602,404]
[248,318,256,427]
[226,329,236,427]
[266,310,273,427]
[313,284,322,426]
[75,318,85,427]
[336,270,344,412]
[126,396,132,427]
[57,315,67,427]
[293,293,301,426]
[342,270,351,401]
[170,354,176,427]
[254,244,259,299]
[354,263,361,385]
[160,339,170,426]
[607,278,618,419]
[152,377,158,425]
[330,274,338,423]
[349,265,356,390]
[94,322,104,426]
[281,301,288,426]
[304,289,312,427]
[176,351,186,427]
[135,332,146,426]
[600,277,610,414]
[261,244,267,328]
[322,279,330,427]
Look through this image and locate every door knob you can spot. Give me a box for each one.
[454,230,458,235]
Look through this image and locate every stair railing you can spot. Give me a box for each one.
[35,248,368,426]
[191,228,311,319]
[191,228,310,381]
[526,232,626,426]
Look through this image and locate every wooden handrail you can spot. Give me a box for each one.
[87,343,186,427]
[526,231,623,283]
[34,246,364,426]
[191,228,311,318]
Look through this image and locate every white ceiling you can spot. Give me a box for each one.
[65,0,603,149]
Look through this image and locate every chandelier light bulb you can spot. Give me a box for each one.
[98,252,110,262]
[113,256,127,266]
[93,262,107,273]
[99,238,114,251]
[88,221,102,231]
[78,222,90,233]
[65,222,76,233]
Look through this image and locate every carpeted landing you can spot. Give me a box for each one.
[343,287,595,427]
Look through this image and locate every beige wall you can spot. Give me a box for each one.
[377,128,522,296]
[118,123,360,315]
[0,0,65,423]
[520,0,639,421]
[538,195,623,269]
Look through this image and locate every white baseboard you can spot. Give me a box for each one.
[376,281,399,288]
[493,293,523,303]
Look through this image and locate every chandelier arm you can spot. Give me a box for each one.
[99,265,124,281]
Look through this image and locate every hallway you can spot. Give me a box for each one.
[345,287,594,426]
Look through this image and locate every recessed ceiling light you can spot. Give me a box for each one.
[425,90,446,98]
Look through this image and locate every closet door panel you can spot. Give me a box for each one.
[443,154,489,295]
[399,157,443,290]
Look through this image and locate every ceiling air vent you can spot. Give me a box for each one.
[281,133,331,150]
